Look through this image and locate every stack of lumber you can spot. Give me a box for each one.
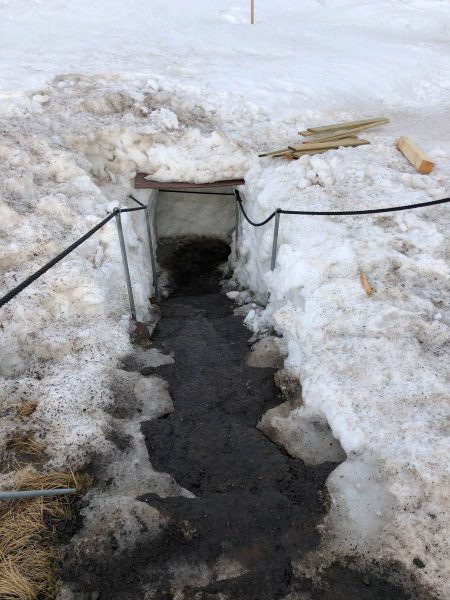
[259,117,389,160]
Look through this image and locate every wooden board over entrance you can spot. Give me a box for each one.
[134,173,245,190]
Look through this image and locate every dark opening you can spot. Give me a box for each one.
[157,237,231,295]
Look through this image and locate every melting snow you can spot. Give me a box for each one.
[0,0,449,596]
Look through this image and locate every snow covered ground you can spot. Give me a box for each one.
[0,0,449,597]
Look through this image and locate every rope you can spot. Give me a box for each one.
[235,190,450,226]
[235,192,278,227]
[128,194,145,207]
[2,187,449,309]
[0,206,146,309]
[119,206,147,213]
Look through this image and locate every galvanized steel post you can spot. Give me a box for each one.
[115,209,137,320]
[144,203,158,299]
[0,488,76,500]
[235,200,240,259]
[270,211,280,271]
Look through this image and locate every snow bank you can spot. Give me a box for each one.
[0,75,248,472]
[237,147,450,593]
[0,0,449,596]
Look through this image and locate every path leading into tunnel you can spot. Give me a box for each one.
[140,238,334,599]
[90,238,423,600]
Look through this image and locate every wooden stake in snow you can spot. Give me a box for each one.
[396,136,434,174]
[251,0,255,24]
[360,271,373,296]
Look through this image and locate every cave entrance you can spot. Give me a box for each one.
[133,173,245,297]
[134,173,244,243]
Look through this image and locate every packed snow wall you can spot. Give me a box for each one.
[155,188,236,242]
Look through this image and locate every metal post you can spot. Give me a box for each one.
[0,488,76,500]
[271,211,280,271]
[115,209,137,320]
[144,203,159,300]
[235,200,240,259]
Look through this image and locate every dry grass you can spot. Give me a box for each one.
[0,468,93,600]
[7,433,47,459]
[16,403,37,420]
[0,545,59,600]
[13,468,93,495]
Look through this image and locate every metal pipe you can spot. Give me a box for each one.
[0,488,76,500]
[270,211,280,271]
[115,209,137,320]
[144,203,159,300]
[235,201,240,259]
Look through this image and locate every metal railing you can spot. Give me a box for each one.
[234,190,450,271]
[0,488,77,501]
[0,197,158,318]
[1,189,449,314]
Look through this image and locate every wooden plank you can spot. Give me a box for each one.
[291,149,329,158]
[299,120,388,143]
[396,136,434,174]
[288,138,370,152]
[299,117,388,136]
[298,131,359,144]
[258,148,291,157]
[134,173,245,189]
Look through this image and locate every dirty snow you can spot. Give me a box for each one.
[0,0,449,597]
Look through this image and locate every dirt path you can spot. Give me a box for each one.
[135,240,334,599]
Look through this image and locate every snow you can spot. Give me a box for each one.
[237,148,450,590]
[156,189,236,242]
[0,0,449,596]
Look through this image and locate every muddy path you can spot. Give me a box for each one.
[65,238,427,600]
[137,239,336,599]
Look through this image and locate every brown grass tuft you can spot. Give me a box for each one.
[0,468,92,599]
[16,403,37,420]
[0,545,58,600]
[13,467,93,495]
[7,434,47,459]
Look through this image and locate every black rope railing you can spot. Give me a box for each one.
[1,189,449,309]
[234,190,450,226]
[128,194,145,207]
[0,206,146,309]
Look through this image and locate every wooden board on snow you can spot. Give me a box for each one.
[288,138,369,152]
[299,117,388,136]
[396,136,434,174]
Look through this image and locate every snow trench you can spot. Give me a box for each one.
[62,237,430,599]
[0,75,448,598]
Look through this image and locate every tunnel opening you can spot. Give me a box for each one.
[157,237,231,296]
